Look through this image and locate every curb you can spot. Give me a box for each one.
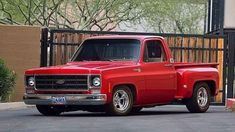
[0,102,34,111]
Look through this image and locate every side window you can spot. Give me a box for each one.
[144,40,166,62]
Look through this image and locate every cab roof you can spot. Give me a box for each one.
[86,35,164,41]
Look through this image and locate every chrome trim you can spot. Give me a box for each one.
[170,58,174,63]
[23,94,107,105]
[25,74,101,76]
[70,41,84,61]
[32,75,89,91]
[197,87,208,107]
[133,68,141,72]
[113,89,130,111]
[24,75,35,89]
[25,74,102,91]
[88,75,102,89]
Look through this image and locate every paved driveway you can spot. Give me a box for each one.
[0,105,234,132]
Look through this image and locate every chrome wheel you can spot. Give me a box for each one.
[197,87,208,107]
[107,86,133,115]
[113,90,130,112]
[185,82,211,113]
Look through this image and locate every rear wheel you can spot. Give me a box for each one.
[185,82,211,113]
[106,86,133,116]
[36,105,62,116]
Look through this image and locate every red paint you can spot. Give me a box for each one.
[25,35,219,106]
[226,98,235,109]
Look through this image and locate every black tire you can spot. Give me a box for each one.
[131,107,143,113]
[106,86,133,116]
[185,82,211,113]
[36,105,62,116]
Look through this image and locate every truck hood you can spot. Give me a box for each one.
[25,61,138,75]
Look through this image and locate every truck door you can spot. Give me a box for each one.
[141,39,177,104]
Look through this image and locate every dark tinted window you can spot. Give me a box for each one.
[73,39,140,61]
[144,40,166,62]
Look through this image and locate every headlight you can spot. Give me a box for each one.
[28,77,35,87]
[92,77,101,87]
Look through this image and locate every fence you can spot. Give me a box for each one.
[41,28,227,104]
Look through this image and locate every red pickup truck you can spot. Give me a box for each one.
[24,35,219,116]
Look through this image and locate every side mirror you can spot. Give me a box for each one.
[170,58,174,63]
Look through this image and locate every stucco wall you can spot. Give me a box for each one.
[0,25,41,101]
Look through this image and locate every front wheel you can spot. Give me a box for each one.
[185,82,211,113]
[106,86,133,116]
[36,105,62,116]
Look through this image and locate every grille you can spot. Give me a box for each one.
[35,75,88,90]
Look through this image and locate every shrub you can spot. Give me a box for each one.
[232,104,235,112]
[0,59,16,102]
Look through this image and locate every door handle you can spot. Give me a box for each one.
[164,64,173,67]
[133,68,141,72]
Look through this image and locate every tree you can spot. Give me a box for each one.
[0,0,142,31]
[122,0,207,34]
[0,0,208,33]
[0,0,64,26]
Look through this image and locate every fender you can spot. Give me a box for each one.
[176,67,219,99]
[105,80,145,105]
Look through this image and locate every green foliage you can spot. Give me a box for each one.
[0,0,207,33]
[0,59,16,102]
[0,0,64,26]
[232,104,235,112]
[0,0,142,31]
[135,0,207,34]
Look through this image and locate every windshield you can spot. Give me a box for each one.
[72,39,140,62]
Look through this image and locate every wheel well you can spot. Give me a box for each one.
[113,84,137,103]
[194,80,216,96]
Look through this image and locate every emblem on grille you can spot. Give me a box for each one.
[56,79,65,85]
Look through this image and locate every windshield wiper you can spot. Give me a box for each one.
[100,59,113,62]
[79,59,114,62]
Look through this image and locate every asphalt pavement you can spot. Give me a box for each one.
[0,104,234,132]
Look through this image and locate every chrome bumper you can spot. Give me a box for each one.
[23,94,107,105]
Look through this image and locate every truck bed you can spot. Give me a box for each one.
[173,62,219,99]
[173,63,218,69]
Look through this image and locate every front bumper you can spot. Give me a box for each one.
[23,94,107,105]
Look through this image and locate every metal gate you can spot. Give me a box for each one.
[40,28,227,104]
